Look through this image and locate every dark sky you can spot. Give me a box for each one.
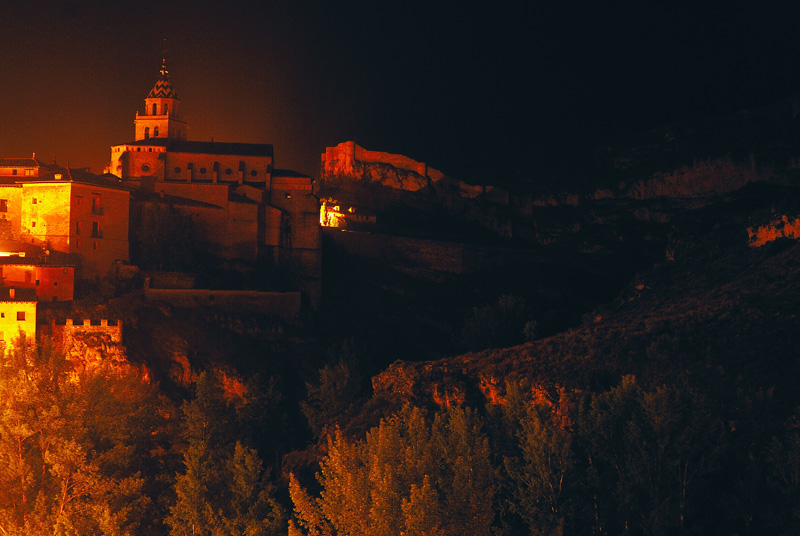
[1,2,799,183]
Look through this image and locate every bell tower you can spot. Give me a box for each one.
[134,58,188,141]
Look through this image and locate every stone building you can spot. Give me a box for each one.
[0,286,37,346]
[106,60,321,280]
[0,158,130,280]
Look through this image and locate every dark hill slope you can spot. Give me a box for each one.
[371,183,800,411]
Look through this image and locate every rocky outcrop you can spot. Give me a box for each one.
[748,214,800,246]
[621,157,771,200]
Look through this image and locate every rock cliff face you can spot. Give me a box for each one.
[320,141,514,238]
[619,157,772,200]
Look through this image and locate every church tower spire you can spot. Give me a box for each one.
[134,55,188,141]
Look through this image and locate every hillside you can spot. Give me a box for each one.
[371,182,800,408]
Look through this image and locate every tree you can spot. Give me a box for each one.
[166,373,284,536]
[290,404,495,536]
[0,334,161,535]
[301,341,364,439]
[504,398,574,535]
[461,295,528,352]
[578,376,723,536]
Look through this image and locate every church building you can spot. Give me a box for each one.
[106,60,321,274]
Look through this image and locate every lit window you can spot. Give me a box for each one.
[16,312,25,321]
[32,198,37,204]
[31,222,36,227]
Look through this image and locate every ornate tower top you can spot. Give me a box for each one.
[147,58,179,99]
[134,55,188,141]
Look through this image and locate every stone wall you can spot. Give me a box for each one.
[143,285,301,318]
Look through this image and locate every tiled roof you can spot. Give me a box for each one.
[147,59,179,99]
[0,158,43,168]
[118,138,274,158]
[31,169,129,190]
[0,287,37,302]
[130,190,223,209]
[273,168,311,178]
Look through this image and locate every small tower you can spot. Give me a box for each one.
[134,58,188,141]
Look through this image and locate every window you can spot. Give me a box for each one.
[31,221,36,227]
[91,195,103,215]
[0,199,7,212]
[152,103,157,115]
[91,221,100,238]
[32,198,37,204]
[164,104,169,115]
[76,221,81,235]
[154,126,159,137]
[199,167,207,174]
[250,170,258,177]
[1,313,5,318]
[142,164,150,172]
[93,241,97,250]
[76,239,81,249]
[17,312,25,321]
[12,169,17,176]
[75,196,82,206]
[225,168,232,175]
[144,127,150,139]
[148,147,152,152]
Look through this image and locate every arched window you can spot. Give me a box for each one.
[154,126,159,137]
[164,104,169,115]
[152,103,157,115]
[144,127,150,139]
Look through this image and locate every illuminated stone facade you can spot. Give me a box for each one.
[0,261,74,302]
[0,287,36,346]
[0,159,130,279]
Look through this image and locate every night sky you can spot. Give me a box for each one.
[1,2,799,184]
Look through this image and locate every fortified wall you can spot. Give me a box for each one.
[46,319,145,382]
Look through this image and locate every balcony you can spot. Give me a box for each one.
[91,229,103,239]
